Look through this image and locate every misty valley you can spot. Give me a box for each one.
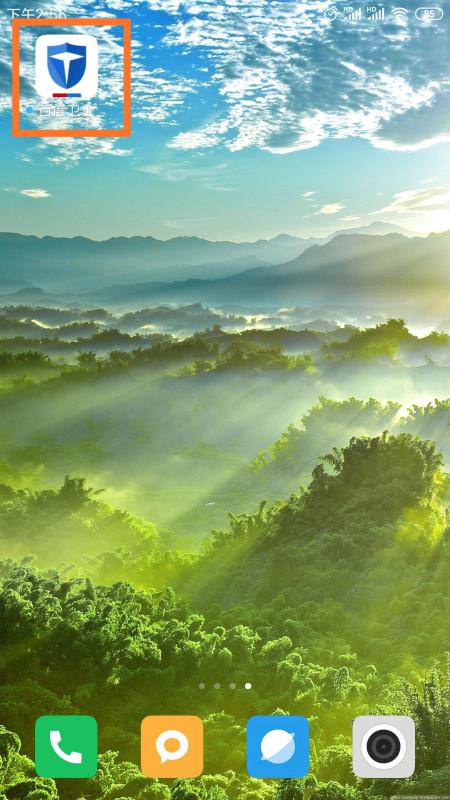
[0,242,449,800]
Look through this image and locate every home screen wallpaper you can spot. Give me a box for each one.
[0,1,449,799]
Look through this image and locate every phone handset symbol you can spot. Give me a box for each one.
[49,730,83,764]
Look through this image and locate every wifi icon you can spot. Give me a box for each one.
[391,7,409,20]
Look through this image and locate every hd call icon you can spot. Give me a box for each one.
[35,715,98,779]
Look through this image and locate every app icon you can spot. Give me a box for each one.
[35,34,98,99]
[35,715,98,778]
[141,716,203,778]
[353,716,415,778]
[246,716,309,779]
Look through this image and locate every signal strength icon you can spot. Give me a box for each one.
[366,4,385,19]
[344,6,363,20]
[391,6,409,20]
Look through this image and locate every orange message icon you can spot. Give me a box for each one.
[141,716,203,779]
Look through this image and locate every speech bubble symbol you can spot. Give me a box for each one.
[261,729,296,764]
[156,729,189,764]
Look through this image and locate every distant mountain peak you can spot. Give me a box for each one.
[12,287,47,296]
[336,220,416,238]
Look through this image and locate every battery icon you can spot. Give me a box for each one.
[415,7,444,20]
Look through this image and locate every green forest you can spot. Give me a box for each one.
[0,305,449,800]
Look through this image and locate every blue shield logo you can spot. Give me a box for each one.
[47,42,86,90]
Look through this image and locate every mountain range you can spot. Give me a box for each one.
[0,221,413,291]
[80,229,450,311]
[0,223,447,314]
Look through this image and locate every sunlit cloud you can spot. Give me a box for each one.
[371,183,450,232]
[315,202,345,215]
[5,187,51,199]
[372,184,450,215]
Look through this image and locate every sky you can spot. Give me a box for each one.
[0,0,450,241]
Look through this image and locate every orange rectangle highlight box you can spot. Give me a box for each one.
[12,17,131,137]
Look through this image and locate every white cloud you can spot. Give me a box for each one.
[370,183,450,232]
[168,118,230,150]
[315,202,345,215]
[36,137,132,166]
[5,187,51,198]
[302,191,315,198]
[131,65,198,124]
[104,0,134,8]
[154,0,450,154]
[148,0,183,11]
[139,158,233,190]
[340,215,360,222]
[372,184,450,216]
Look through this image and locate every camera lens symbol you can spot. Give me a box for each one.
[361,725,406,770]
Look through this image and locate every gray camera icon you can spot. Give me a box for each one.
[352,716,415,778]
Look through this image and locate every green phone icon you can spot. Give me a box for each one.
[35,715,97,778]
